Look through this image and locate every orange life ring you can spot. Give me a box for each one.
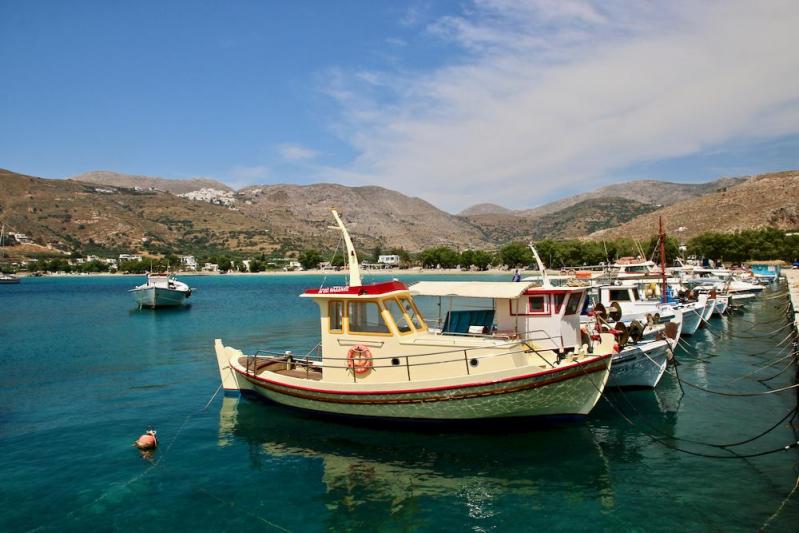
[347,344,373,375]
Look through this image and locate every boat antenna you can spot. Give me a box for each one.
[329,209,361,287]
[659,216,668,304]
[528,242,551,288]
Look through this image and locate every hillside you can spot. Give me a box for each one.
[71,171,232,194]
[590,170,799,241]
[0,169,493,255]
[0,169,274,256]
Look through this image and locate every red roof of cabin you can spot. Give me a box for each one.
[303,280,408,297]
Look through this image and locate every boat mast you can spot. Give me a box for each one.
[659,216,667,303]
[528,242,551,288]
[330,209,362,287]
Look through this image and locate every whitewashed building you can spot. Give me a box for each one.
[378,254,401,267]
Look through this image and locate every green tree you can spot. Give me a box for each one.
[299,250,324,270]
[499,242,532,268]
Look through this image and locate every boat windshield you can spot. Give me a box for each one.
[399,296,426,331]
[348,301,390,334]
[384,298,413,333]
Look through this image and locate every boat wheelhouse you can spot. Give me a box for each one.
[214,210,617,421]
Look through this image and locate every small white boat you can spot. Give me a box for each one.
[607,338,671,388]
[130,274,192,308]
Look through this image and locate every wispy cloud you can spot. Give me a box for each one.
[278,143,318,161]
[229,165,270,185]
[325,0,799,211]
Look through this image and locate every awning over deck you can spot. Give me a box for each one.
[409,281,534,299]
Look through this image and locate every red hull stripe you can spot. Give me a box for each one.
[232,353,611,396]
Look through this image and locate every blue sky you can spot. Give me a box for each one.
[1,1,797,212]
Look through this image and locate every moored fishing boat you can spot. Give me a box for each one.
[129,273,193,308]
[214,211,617,421]
[607,338,672,389]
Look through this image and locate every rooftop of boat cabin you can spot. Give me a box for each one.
[410,281,589,299]
[301,280,409,299]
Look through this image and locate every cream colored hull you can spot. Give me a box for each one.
[216,341,612,420]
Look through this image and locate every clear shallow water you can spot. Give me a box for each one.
[1,274,797,532]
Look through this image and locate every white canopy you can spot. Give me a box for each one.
[409,281,534,299]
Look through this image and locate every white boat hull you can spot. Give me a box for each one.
[131,286,189,308]
[701,298,716,324]
[678,303,704,335]
[712,296,729,316]
[607,340,670,388]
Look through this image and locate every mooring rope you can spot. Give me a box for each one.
[666,369,799,397]
[613,386,798,449]
[579,361,799,459]
[760,469,799,531]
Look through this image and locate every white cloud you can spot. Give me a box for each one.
[278,143,318,161]
[230,165,269,183]
[326,0,799,211]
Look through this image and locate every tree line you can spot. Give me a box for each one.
[9,228,797,274]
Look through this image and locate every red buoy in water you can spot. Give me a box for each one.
[134,429,158,450]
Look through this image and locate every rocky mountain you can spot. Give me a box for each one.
[515,176,744,218]
[237,183,490,251]
[457,175,746,243]
[462,197,659,243]
[0,169,492,255]
[3,167,796,257]
[458,203,512,216]
[590,170,799,241]
[70,171,232,195]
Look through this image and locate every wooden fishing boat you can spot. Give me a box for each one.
[214,210,616,421]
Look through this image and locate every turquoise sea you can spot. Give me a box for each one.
[1,274,797,532]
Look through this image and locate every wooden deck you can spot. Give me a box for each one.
[237,356,323,381]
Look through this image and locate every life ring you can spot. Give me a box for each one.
[347,344,373,375]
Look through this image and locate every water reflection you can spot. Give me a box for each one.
[217,396,624,527]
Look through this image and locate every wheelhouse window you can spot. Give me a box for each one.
[552,293,566,313]
[608,289,631,302]
[528,295,548,314]
[347,301,390,334]
[384,298,412,333]
[564,293,582,315]
[399,296,426,331]
[329,301,343,332]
